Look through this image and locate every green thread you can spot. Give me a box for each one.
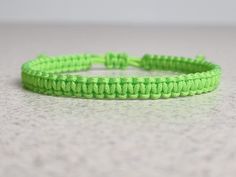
[21,52,221,99]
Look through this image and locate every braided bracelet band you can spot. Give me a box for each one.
[21,52,221,99]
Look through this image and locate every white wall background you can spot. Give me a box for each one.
[0,0,236,25]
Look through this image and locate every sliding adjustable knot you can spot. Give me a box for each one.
[104,52,128,69]
[141,54,154,70]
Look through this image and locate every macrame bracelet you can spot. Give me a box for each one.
[21,52,221,99]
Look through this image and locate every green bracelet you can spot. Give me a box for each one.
[21,52,221,99]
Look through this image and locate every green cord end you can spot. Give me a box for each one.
[195,54,206,62]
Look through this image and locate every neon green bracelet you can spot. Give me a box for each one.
[21,52,221,99]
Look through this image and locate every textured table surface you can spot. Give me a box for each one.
[0,24,236,177]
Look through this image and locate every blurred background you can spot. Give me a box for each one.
[0,0,236,25]
[1,0,236,72]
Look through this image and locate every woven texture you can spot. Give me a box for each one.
[21,52,221,99]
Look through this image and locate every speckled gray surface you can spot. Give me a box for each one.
[0,25,236,177]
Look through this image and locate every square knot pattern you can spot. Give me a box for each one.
[21,52,221,99]
[104,52,128,69]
